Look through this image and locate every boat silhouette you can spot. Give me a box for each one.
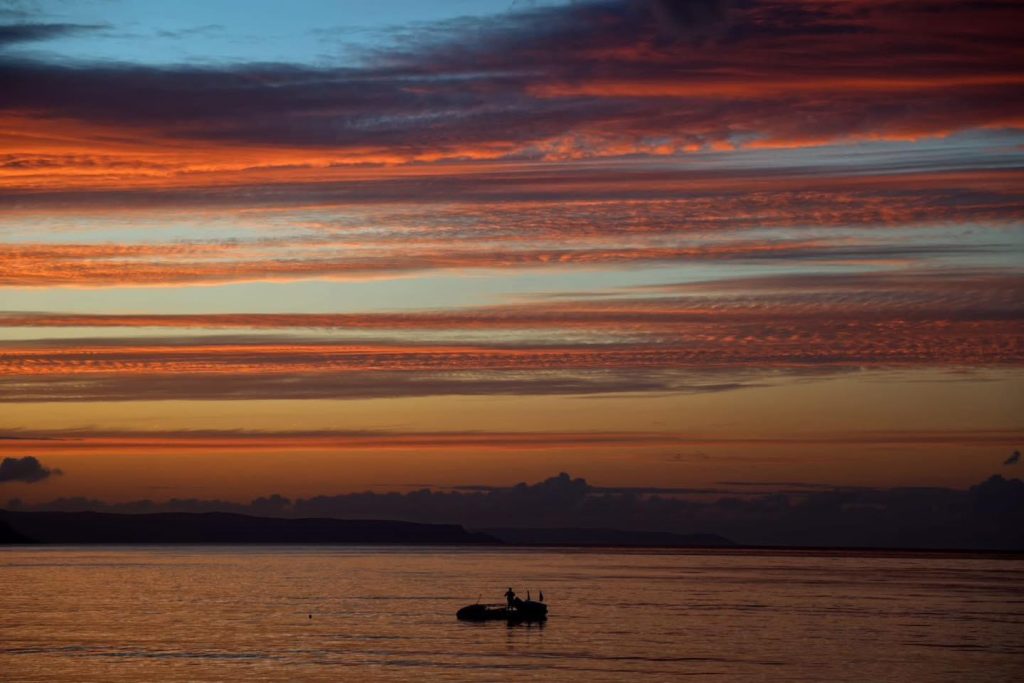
[457,599,548,622]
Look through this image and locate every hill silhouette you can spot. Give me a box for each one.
[0,510,495,545]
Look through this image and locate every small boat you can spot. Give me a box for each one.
[457,600,548,622]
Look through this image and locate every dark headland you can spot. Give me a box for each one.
[0,510,496,545]
[0,509,737,547]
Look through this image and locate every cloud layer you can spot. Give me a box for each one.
[7,426,1019,451]
[0,0,1020,498]
[2,1,1021,166]
[3,265,1020,400]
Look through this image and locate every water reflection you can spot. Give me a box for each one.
[0,547,1021,681]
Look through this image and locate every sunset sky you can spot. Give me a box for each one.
[1,0,1021,504]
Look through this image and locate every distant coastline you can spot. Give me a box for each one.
[4,509,1023,554]
[481,526,734,548]
[0,510,495,545]
[0,509,737,548]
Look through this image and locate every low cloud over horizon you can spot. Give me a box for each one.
[0,456,62,484]
[7,471,1022,550]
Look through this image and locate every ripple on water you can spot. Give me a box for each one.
[1,547,1021,681]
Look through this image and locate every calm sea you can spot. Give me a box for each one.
[0,547,1021,681]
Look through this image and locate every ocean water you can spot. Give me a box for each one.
[0,547,1021,681]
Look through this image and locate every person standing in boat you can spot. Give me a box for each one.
[505,587,516,608]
